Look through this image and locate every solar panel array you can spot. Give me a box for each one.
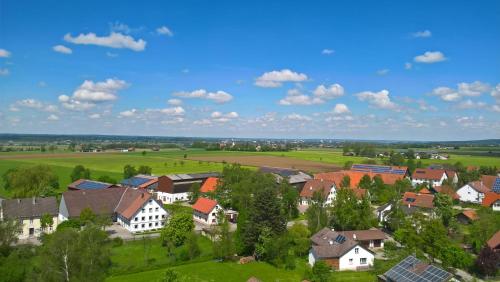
[384,256,451,282]
[493,177,500,193]
[120,176,153,187]
[351,164,407,175]
[335,234,346,244]
[76,180,110,190]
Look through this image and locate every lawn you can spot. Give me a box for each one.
[106,260,377,282]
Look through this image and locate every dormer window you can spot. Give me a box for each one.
[354,247,359,254]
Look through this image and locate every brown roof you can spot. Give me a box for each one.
[310,227,371,259]
[460,210,479,221]
[300,179,335,199]
[433,185,459,200]
[482,192,500,208]
[115,189,152,220]
[340,229,386,241]
[412,169,446,181]
[445,170,457,179]
[469,181,491,193]
[480,175,499,190]
[156,176,175,193]
[487,230,500,249]
[192,197,218,214]
[401,192,434,209]
[2,197,58,219]
[61,187,127,218]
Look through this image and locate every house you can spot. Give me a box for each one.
[411,169,447,187]
[350,164,409,177]
[432,185,459,200]
[480,175,500,191]
[0,197,59,239]
[59,187,168,233]
[378,255,453,282]
[445,170,459,184]
[155,175,196,204]
[68,179,117,190]
[400,192,435,217]
[259,166,312,191]
[192,197,223,225]
[456,181,490,204]
[376,202,394,223]
[456,210,478,224]
[299,179,337,206]
[487,230,500,253]
[315,170,406,187]
[120,174,158,191]
[309,227,375,271]
[341,229,386,249]
[313,171,369,196]
[166,172,220,184]
[200,177,219,193]
[482,192,500,211]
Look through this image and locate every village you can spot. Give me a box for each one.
[0,159,499,281]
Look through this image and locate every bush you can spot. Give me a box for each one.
[111,237,123,247]
[56,219,81,231]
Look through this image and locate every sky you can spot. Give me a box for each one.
[0,0,499,141]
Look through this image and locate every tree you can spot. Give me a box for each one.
[467,208,500,253]
[358,174,372,190]
[433,194,453,226]
[70,165,91,181]
[2,165,59,197]
[41,213,54,232]
[161,213,194,246]
[389,153,405,166]
[123,164,137,179]
[79,207,96,224]
[330,188,374,230]
[162,269,181,282]
[188,182,201,204]
[288,223,311,256]
[306,191,328,234]
[340,175,350,188]
[0,245,36,282]
[137,165,152,175]
[311,261,331,282]
[185,232,201,259]
[279,181,299,220]
[0,219,22,256]
[38,226,111,282]
[475,246,499,277]
[343,161,353,170]
[213,216,234,261]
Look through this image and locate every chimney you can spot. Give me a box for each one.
[353,233,357,240]
[17,199,21,204]
[329,240,334,245]
[309,186,312,190]
[32,197,36,205]
[408,204,411,208]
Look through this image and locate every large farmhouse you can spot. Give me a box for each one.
[411,168,448,187]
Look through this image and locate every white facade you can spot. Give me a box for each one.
[377,203,393,223]
[118,199,168,233]
[338,246,374,271]
[193,204,223,225]
[300,185,336,206]
[492,200,500,211]
[456,184,485,204]
[156,191,190,204]
[411,173,447,187]
[17,216,59,240]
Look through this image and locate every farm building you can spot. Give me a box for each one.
[121,174,158,191]
[378,255,453,282]
[192,197,223,225]
[68,179,117,190]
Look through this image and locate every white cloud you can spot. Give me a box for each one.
[193,119,212,126]
[376,69,389,76]
[53,45,72,54]
[456,99,486,109]
[73,78,128,102]
[160,106,185,116]
[279,89,323,106]
[414,51,446,63]
[59,95,95,111]
[89,113,101,119]
[0,68,9,76]
[313,84,344,99]
[321,49,334,55]
[17,99,43,109]
[109,22,134,34]
[283,113,312,122]
[412,30,432,38]
[64,32,146,51]
[210,111,239,123]
[13,99,58,113]
[167,98,183,106]
[47,114,59,121]
[119,109,137,117]
[156,26,173,37]
[173,89,233,104]
[0,49,11,58]
[255,69,308,88]
[432,81,491,102]
[332,103,350,114]
[161,117,184,125]
[356,89,399,110]
[405,62,412,70]
[491,84,500,103]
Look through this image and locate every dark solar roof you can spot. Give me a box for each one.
[351,164,407,175]
[493,177,500,193]
[259,166,299,177]
[384,256,452,282]
[121,176,153,187]
[76,180,112,190]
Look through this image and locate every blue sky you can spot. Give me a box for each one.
[1,0,499,140]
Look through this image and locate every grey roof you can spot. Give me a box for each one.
[310,227,373,259]
[2,197,58,219]
[383,255,452,282]
[61,187,126,218]
[259,166,311,184]
[166,172,219,182]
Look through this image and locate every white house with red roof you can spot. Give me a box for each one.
[456,181,490,204]
[192,197,223,225]
[116,191,168,233]
[300,179,337,206]
[411,169,448,187]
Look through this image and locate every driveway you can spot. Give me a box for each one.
[106,223,161,241]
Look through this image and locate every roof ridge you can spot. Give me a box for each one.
[114,187,129,212]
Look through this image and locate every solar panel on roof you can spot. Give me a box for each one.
[76,180,110,190]
[334,234,346,244]
[493,178,500,193]
[120,176,153,187]
[384,256,451,282]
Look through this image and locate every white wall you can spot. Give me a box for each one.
[18,216,59,240]
[492,201,500,211]
[456,184,484,204]
[338,245,374,271]
[118,199,168,233]
[308,251,316,266]
[411,173,447,187]
[300,185,336,206]
[157,191,191,204]
[377,204,392,223]
[193,204,222,225]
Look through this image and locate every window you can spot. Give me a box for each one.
[155,215,159,219]
[141,208,145,213]
[349,258,353,265]
[360,258,367,265]
[134,225,138,229]
[149,208,152,212]
[134,217,138,221]
[141,224,145,228]
[141,216,145,221]
[162,215,166,219]
[354,248,359,254]
[149,216,152,220]
[149,223,152,227]
[155,207,159,212]
[155,222,158,226]
[161,222,165,226]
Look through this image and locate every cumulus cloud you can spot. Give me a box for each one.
[58,95,96,111]
[89,113,101,119]
[283,113,312,122]
[72,78,128,102]
[412,30,432,38]
[279,89,323,106]
[0,49,11,58]
[13,99,58,112]
[456,99,486,110]
[167,99,183,106]
[432,81,491,102]
[332,103,350,114]
[255,69,308,88]
[47,114,59,121]
[160,106,185,116]
[156,26,173,37]
[119,109,138,117]
[321,49,334,55]
[210,111,239,123]
[356,90,399,110]
[313,84,344,99]
[0,68,9,76]
[173,89,233,104]
[491,83,500,103]
[64,32,146,51]
[193,119,212,126]
[414,51,446,63]
[53,45,72,54]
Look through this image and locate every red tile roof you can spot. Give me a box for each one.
[412,169,446,181]
[200,177,219,193]
[460,210,478,221]
[419,188,431,194]
[469,181,491,193]
[480,175,499,190]
[192,197,218,214]
[487,230,500,249]
[300,179,336,199]
[482,192,500,207]
[401,192,434,209]
[314,170,405,187]
[433,185,459,200]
